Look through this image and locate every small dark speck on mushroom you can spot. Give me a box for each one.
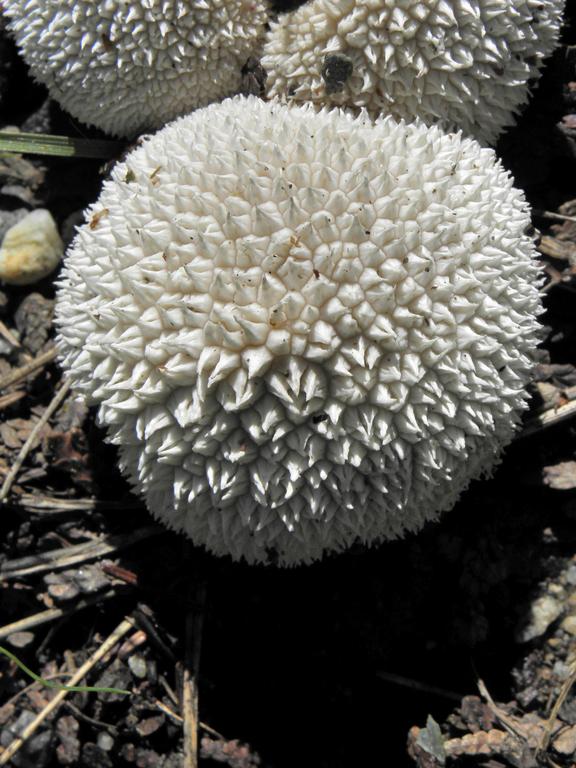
[241,55,266,97]
[101,33,114,51]
[321,53,353,95]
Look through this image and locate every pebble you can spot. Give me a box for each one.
[0,209,63,285]
[561,614,576,636]
[97,732,114,752]
[552,660,573,679]
[128,654,147,679]
[565,564,576,586]
[81,743,113,768]
[0,208,28,242]
[517,594,563,642]
[0,710,52,768]
[74,565,110,594]
[6,631,34,648]
[136,716,164,738]
[554,723,576,756]
[14,293,54,355]
[535,381,561,410]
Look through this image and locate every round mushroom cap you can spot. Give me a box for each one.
[262,0,565,145]
[3,0,269,137]
[55,95,543,566]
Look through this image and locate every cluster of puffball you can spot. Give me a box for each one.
[2,0,565,142]
[3,0,561,563]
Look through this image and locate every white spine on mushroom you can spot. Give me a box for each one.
[3,0,269,137]
[55,96,543,565]
[262,0,565,146]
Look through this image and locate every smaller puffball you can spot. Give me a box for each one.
[3,0,270,137]
[0,209,63,285]
[262,0,565,145]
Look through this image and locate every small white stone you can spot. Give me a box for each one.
[518,594,563,643]
[561,615,576,636]
[0,209,63,285]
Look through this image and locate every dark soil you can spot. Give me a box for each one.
[1,3,576,768]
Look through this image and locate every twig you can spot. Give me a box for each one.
[0,589,118,640]
[0,525,161,579]
[477,678,530,742]
[0,616,134,766]
[534,209,576,225]
[0,346,57,392]
[539,235,576,262]
[63,701,119,735]
[156,698,183,724]
[519,400,576,439]
[199,721,226,740]
[377,670,463,702]
[154,700,225,739]
[159,674,180,707]
[182,564,207,768]
[538,660,576,756]
[0,319,21,349]
[0,391,26,411]
[16,493,143,515]
[134,605,177,664]
[102,563,139,586]
[0,379,71,505]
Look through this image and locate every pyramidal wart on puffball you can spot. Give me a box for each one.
[3,0,269,137]
[262,0,565,145]
[55,95,543,566]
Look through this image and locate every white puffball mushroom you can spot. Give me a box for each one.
[55,95,543,566]
[0,209,64,285]
[3,0,269,138]
[262,0,565,145]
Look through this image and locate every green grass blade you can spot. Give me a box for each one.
[0,131,125,159]
[0,644,131,695]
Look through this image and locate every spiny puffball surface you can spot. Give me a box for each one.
[56,96,542,565]
[262,0,565,145]
[3,0,269,137]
